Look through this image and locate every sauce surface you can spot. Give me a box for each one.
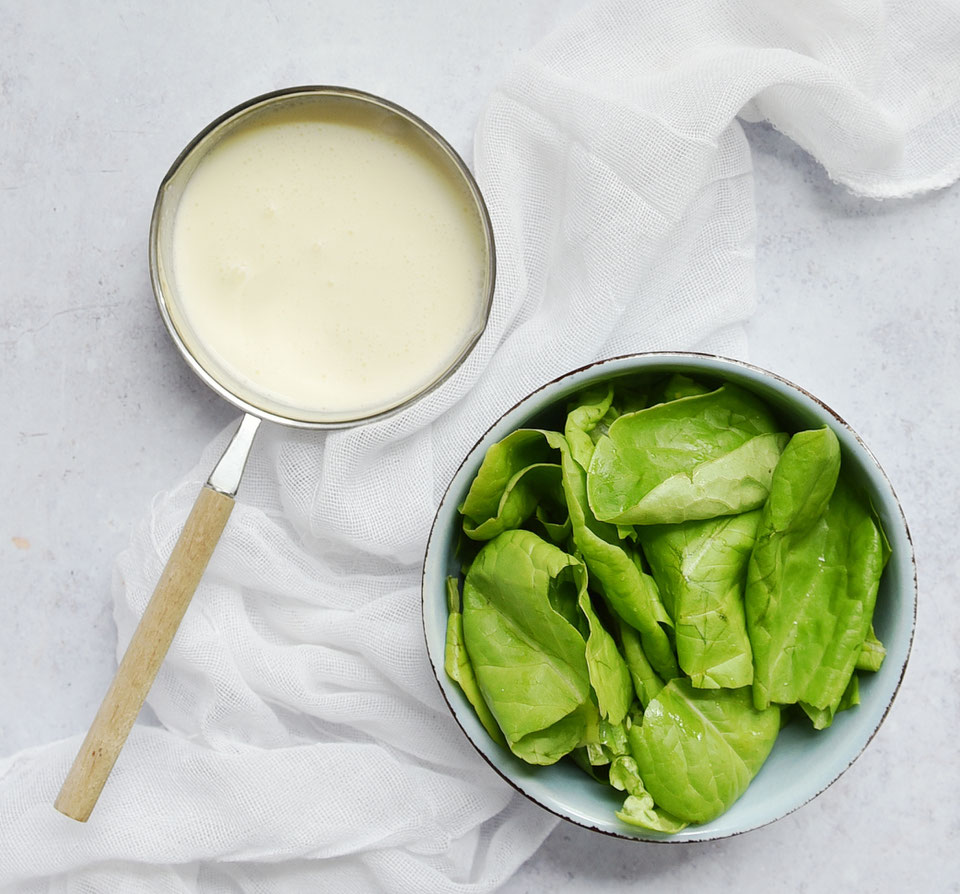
[170,99,488,420]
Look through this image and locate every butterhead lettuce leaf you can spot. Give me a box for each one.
[801,672,861,730]
[629,679,780,824]
[610,754,687,833]
[746,427,888,715]
[459,430,557,540]
[444,577,505,746]
[564,383,616,471]
[617,620,665,708]
[856,624,886,673]
[461,529,594,764]
[587,384,787,525]
[640,511,759,689]
[579,591,633,725]
[549,429,680,682]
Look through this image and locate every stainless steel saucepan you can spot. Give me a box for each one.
[55,86,495,821]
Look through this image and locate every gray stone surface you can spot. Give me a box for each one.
[1,3,956,891]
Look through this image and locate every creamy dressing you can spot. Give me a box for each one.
[170,99,488,420]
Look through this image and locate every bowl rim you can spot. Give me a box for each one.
[421,350,917,843]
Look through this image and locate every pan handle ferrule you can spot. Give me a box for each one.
[207,413,262,497]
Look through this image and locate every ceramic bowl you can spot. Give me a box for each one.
[421,352,916,841]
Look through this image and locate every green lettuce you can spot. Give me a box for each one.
[579,591,633,725]
[550,430,679,682]
[629,679,780,823]
[459,430,558,540]
[610,754,687,833]
[445,371,891,832]
[618,621,665,708]
[640,511,759,689]
[801,672,861,730]
[656,372,712,403]
[468,427,679,681]
[564,383,616,471]
[444,577,505,746]
[587,384,788,525]
[856,624,886,672]
[461,529,596,764]
[746,427,889,715]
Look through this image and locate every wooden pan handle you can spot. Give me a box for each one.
[54,485,234,822]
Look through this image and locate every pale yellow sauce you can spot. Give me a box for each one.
[170,100,487,419]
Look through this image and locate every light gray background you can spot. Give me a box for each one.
[1,2,957,891]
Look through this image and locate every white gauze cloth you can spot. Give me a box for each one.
[2,1,958,891]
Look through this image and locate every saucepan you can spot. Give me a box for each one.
[55,86,495,821]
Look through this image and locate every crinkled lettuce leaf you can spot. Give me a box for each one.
[656,372,712,404]
[459,430,557,540]
[617,621,664,708]
[533,495,572,544]
[510,703,598,765]
[444,577,505,746]
[629,679,780,824]
[548,429,679,682]
[640,511,759,689]
[461,529,595,764]
[856,624,886,672]
[800,672,860,730]
[565,383,616,471]
[609,755,688,833]
[587,384,788,525]
[573,717,632,774]
[475,427,679,681]
[579,591,633,725]
[746,427,889,716]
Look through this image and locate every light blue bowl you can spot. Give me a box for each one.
[422,352,916,841]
